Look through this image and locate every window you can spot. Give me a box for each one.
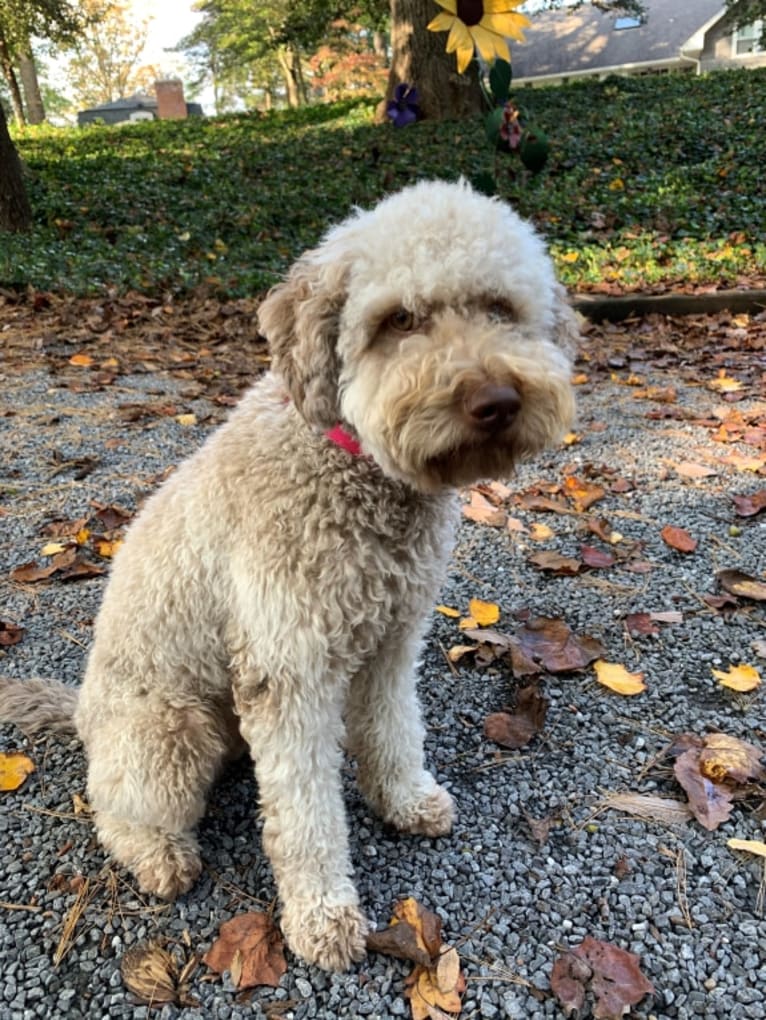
[614,15,642,30]
[735,20,764,55]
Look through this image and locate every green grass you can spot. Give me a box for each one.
[4,69,766,297]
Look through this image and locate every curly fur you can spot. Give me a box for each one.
[0,179,577,971]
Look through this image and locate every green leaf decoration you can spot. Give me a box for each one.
[484,107,504,146]
[519,128,550,173]
[470,171,497,197]
[489,60,512,105]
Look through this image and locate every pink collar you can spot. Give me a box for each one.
[325,424,364,457]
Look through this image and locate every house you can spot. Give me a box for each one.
[77,80,203,126]
[511,0,766,85]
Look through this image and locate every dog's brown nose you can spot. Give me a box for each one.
[464,384,521,433]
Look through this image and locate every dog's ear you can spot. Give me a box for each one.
[258,253,348,428]
[551,283,581,357]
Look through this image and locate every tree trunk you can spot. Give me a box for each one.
[0,101,32,231]
[276,44,304,108]
[378,0,483,122]
[18,48,46,125]
[0,34,27,126]
[372,29,388,60]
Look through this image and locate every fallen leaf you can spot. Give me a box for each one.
[515,616,605,675]
[697,733,765,785]
[633,384,677,403]
[0,621,24,646]
[447,644,476,663]
[366,921,432,968]
[175,413,198,427]
[528,550,583,575]
[203,912,287,989]
[528,522,553,541]
[484,685,548,749]
[523,811,556,845]
[674,750,734,830]
[601,792,692,826]
[661,525,697,553]
[624,613,659,636]
[466,599,499,627]
[462,489,506,527]
[716,569,766,601]
[551,937,654,1020]
[0,751,36,791]
[587,518,623,544]
[10,560,59,583]
[712,664,761,692]
[727,838,766,858]
[563,475,606,512]
[732,490,766,517]
[40,541,68,556]
[580,544,615,568]
[435,605,460,618]
[68,352,94,367]
[594,660,646,696]
[708,370,743,393]
[95,538,123,559]
[752,639,766,658]
[121,943,181,1007]
[674,461,717,479]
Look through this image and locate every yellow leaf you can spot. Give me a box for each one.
[561,251,579,263]
[0,751,36,791]
[594,660,646,696]
[529,522,554,541]
[727,838,766,858]
[175,413,197,427]
[467,599,500,627]
[609,177,625,190]
[458,616,478,630]
[75,527,90,546]
[708,370,743,393]
[69,353,94,367]
[447,645,476,663]
[41,541,67,556]
[713,664,761,692]
[96,538,123,559]
[435,604,460,618]
[563,431,581,446]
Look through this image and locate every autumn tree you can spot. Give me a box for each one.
[62,0,158,109]
[0,0,82,124]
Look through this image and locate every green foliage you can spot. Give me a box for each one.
[3,69,766,295]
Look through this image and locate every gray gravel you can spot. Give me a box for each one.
[1,326,765,1020]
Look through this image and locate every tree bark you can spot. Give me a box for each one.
[0,101,32,232]
[276,44,304,108]
[18,48,46,125]
[0,33,27,126]
[378,0,483,122]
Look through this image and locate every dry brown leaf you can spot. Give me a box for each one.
[515,616,604,675]
[727,837,766,858]
[580,545,616,568]
[528,550,583,575]
[0,751,36,791]
[698,733,766,785]
[712,664,761,692]
[601,792,692,826]
[551,936,654,1020]
[593,660,646,696]
[633,384,677,403]
[203,912,287,990]
[366,921,432,968]
[660,525,697,553]
[563,475,606,512]
[624,613,659,636]
[732,490,766,517]
[673,750,735,831]
[121,943,182,1007]
[0,621,24,647]
[484,685,548,749]
[717,569,766,601]
[673,461,718,479]
[528,522,553,541]
[462,489,506,527]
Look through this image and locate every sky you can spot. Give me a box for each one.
[131,0,202,73]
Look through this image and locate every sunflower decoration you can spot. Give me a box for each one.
[428,0,530,74]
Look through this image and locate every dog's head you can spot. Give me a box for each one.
[258,179,577,491]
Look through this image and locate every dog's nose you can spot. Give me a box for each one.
[464,384,521,433]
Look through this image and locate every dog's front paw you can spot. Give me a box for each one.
[282,901,368,971]
[387,782,456,837]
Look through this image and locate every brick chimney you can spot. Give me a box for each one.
[155,79,187,120]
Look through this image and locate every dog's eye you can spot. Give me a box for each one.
[386,308,418,332]
[486,301,516,323]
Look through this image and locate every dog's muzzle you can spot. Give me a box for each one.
[462,383,521,434]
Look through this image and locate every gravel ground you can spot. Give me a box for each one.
[1,313,765,1020]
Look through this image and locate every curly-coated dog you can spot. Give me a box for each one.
[1,180,577,970]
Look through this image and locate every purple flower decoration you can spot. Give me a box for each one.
[386,83,420,128]
[499,100,522,150]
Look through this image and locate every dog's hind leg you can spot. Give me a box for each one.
[81,697,232,900]
[346,630,456,838]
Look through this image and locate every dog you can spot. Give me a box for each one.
[1,180,577,970]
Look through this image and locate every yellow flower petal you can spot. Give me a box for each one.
[482,11,530,41]
[446,18,472,54]
[471,23,510,63]
[427,11,456,32]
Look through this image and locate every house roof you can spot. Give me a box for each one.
[511,0,726,80]
[83,93,157,113]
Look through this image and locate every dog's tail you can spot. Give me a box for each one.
[0,677,79,736]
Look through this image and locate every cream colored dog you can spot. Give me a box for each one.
[1,180,577,970]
